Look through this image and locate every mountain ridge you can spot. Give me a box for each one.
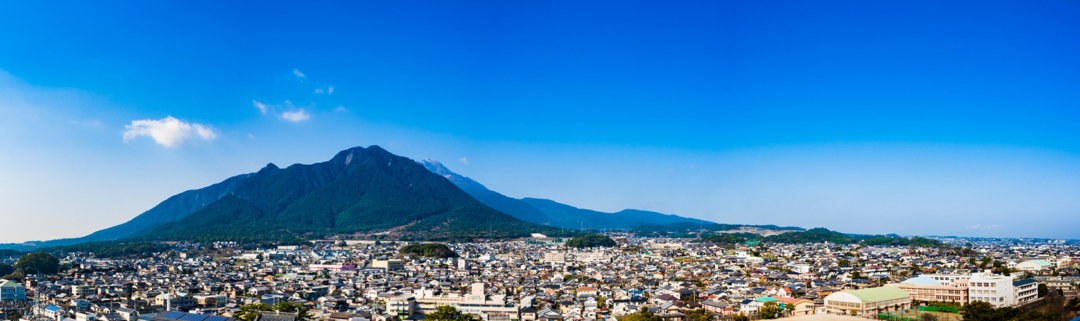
[417,160,713,230]
[1,146,565,249]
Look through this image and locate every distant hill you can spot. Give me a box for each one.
[764,227,858,244]
[632,222,805,236]
[418,160,712,230]
[2,146,566,249]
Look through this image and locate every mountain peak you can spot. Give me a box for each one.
[418,159,451,175]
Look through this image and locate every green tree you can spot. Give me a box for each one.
[685,309,711,321]
[15,253,59,275]
[732,313,749,321]
[960,301,995,321]
[237,303,271,321]
[400,243,458,258]
[760,301,782,319]
[839,259,851,267]
[565,234,617,248]
[0,263,13,277]
[427,305,479,321]
[783,303,795,317]
[271,302,311,320]
[1037,284,1048,298]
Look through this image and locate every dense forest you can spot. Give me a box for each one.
[763,228,858,244]
[400,243,459,258]
[696,232,766,245]
[861,236,944,247]
[565,234,617,248]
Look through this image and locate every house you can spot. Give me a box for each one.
[577,287,598,297]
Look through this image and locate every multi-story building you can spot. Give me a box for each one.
[1013,279,1038,305]
[386,295,417,316]
[0,280,26,302]
[920,273,971,286]
[886,277,968,304]
[371,259,404,271]
[415,283,519,321]
[968,271,1015,308]
[543,253,566,266]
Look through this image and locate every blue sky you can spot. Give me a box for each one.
[1,1,1079,242]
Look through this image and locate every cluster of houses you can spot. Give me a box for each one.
[0,235,1076,321]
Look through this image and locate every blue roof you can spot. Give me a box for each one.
[179,314,209,321]
[902,277,942,285]
[160,312,187,320]
[1014,279,1037,286]
[45,306,61,312]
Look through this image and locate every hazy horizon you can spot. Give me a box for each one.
[2,1,1079,242]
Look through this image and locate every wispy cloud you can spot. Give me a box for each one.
[122,116,216,147]
[459,157,469,165]
[314,85,334,95]
[965,224,1001,230]
[293,69,306,78]
[253,100,269,114]
[334,106,348,113]
[281,109,311,122]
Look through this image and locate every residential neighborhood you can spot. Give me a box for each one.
[1,235,1077,321]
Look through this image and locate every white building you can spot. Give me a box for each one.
[543,253,566,266]
[415,283,519,321]
[1015,260,1052,272]
[968,271,1015,307]
[1013,279,1038,305]
[372,259,404,271]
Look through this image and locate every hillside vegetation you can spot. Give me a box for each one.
[124,146,566,243]
[400,243,458,258]
[565,234,617,248]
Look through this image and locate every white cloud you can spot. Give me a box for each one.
[459,157,469,165]
[247,133,256,140]
[293,69,306,78]
[122,116,216,147]
[334,106,348,113]
[253,100,268,114]
[281,109,311,122]
[314,88,325,94]
[328,86,334,95]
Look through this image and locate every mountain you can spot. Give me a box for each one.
[418,160,712,230]
[417,160,548,223]
[2,146,564,249]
